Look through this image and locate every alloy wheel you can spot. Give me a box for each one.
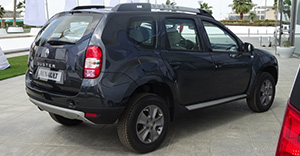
[260,79,273,106]
[136,105,164,144]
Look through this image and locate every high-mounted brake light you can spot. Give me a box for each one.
[84,46,102,78]
[276,103,300,156]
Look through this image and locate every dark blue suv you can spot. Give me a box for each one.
[26,3,278,153]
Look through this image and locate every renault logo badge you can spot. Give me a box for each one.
[45,49,50,57]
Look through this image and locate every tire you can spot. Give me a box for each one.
[49,113,83,126]
[247,72,276,112]
[117,93,170,153]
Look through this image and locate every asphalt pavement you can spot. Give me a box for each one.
[0,44,299,155]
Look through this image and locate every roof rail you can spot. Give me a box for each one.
[112,3,213,18]
[151,4,199,14]
[72,5,105,10]
[72,3,214,18]
[151,4,214,18]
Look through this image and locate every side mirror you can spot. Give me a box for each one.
[243,42,254,52]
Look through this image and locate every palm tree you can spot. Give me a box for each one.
[0,5,5,28]
[13,0,16,27]
[0,5,4,18]
[249,12,256,21]
[17,0,25,14]
[232,0,254,20]
[12,0,25,27]
[274,0,291,19]
[273,0,277,9]
[199,2,213,15]
[283,0,291,18]
[166,0,176,6]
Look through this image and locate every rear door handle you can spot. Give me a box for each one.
[215,62,223,69]
[169,62,182,70]
[169,62,182,66]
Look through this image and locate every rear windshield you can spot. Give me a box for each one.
[35,12,103,46]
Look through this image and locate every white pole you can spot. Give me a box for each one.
[259,0,262,20]
[77,0,79,6]
[45,0,49,20]
[264,0,267,20]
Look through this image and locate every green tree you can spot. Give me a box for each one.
[166,0,176,6]
[0,5,5,28]
[249,12,256,21]
[273,0,277,9]
[0,5,5,18]
[283,0,291,18]
[274,0,291,19]
[199,2,213,15]
[232,0,254,20]
[17,0,25,14]
[12,0,25,27]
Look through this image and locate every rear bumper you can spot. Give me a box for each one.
[26,83,125,124]
[25,70,136,124]
[30,97,95,124]
[28,94,124,124]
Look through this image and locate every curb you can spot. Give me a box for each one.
[3,48,30,54]
[0,34,35,39]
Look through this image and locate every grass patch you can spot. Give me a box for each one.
[220,20,290,26]
[0,55,28,81]
[24,29,30,33]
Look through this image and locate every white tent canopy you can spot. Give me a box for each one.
[0,47,10,70]
[24,0,140,26]
[24,0,47,26]
[64,0,77,11]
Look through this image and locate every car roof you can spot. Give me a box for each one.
[71,3,214,19]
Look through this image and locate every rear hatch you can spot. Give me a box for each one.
[28,12,103,95]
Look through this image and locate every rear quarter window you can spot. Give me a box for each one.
[128,18,156,49]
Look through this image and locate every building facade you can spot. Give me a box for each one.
[228,5,276,20]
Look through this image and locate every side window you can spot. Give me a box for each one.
[202,21,238,52]
[165,18,201,51]
[128,19,156,49]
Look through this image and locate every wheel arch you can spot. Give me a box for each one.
[129,81,176,121]
[261,66,278,85]
[247,65,278,96]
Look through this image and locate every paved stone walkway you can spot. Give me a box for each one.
[0,46,299,155]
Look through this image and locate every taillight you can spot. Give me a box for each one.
[276,103,300,156]
[84,46,102,79]
[85,112,98,117]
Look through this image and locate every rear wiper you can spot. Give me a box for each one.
[47,40,75,45]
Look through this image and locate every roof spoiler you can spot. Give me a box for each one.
[72,5,105,10]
